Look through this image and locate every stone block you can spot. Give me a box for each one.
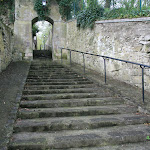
[139,41,150,45]
[144,35,150,41]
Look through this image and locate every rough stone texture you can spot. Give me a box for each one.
[66,19,150,91]
[0,61,30,149]
[14,0,66,60]
[8,60,150,149]
[0,21,14,72]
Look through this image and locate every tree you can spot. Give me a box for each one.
[32,24,39,36]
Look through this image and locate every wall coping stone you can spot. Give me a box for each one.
[95,17,150,24]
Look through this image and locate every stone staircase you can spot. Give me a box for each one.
[8,60,150,149]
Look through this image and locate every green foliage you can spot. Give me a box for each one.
[57,0,85,21]
[0,0,15,23]
[122,0,136,10]
[103,7,150,20]
[106,0,150,19]
[32,24,39,36]
[34,0,50,20]
[58,0,73,20]
[77,3,104,29]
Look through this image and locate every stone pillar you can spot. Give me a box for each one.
[52,21,66,60]
[14,20,33,60]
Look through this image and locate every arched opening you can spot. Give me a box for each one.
[32,17,54,59]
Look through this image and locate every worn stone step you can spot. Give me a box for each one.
[24,84,95,90]
[20,97,124,108]
[29,68,66,71]
[14,114,150,133]
[23,88,95,95]
[22,93,97,101]
[26,78,89,82]
[30,65,63,67]
[29,70,75,73]
[29,68,72,70]
[29,70,73,73]
[70,142,150,150]
[27,74,84,78]
[27,74,80,77]
[30,65,63,68]
[30,67,65,69]
[28,72,78,75]
[9,124,150,149]
[27,73,79,77]
[25,81,93,85]
[18,105,137,119]
[27,76,84,80]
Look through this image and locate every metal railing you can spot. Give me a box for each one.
[60,47,150,103]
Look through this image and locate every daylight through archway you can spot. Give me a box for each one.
[32,17,53,59]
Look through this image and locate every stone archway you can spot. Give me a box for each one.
[14,0,66,60]
[32,17,54,59]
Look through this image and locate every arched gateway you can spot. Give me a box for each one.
[14,0,66,60]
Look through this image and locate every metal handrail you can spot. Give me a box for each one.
[60,47,150,103]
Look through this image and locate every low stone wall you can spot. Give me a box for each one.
[0,21,14,72]
[66,18,150,91]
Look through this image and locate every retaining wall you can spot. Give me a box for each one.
[65,18,150,90]
[0,21,14,72]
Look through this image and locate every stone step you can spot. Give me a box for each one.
[22,93,97,101]
[24,84,95,90]
[28,72,78,76]
[25,81,93,85]
[23,88,95,95]
[18,105,137,119]
[14,114,150,133]
[29,70,73,73]
[30,64,62,66]
[27,76,84,80]
[26,78,88,82]
[30,64,63,66]
[9,60,148,150]
[30,67,65,69]
[20,97,124,108]
[27,74,80,79]
[8,124,150,149]
[70,142,150,150]
[28,70,75,73]
[29,68,66,70]
[29,67,67,69]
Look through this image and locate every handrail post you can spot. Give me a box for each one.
[82,53,85,74]
[59,47,150,103]
[61,48,63,64]
[141,66,145,103]
[103,58,107,84]
[70,50,72,66]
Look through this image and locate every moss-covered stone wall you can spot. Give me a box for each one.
[0,21,14,72]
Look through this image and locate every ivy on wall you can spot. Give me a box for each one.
[77,5,104,29]
[34,0,50,20]
[0,0,15,23]
[57,0,73,20]
[33,0,73,21]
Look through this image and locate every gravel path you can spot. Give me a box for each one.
[0,61,30,149]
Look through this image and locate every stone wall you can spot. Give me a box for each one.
[66,18,150,91]
[0,21,14,72]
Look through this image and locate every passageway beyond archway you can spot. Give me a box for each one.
[32,17,53,59]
